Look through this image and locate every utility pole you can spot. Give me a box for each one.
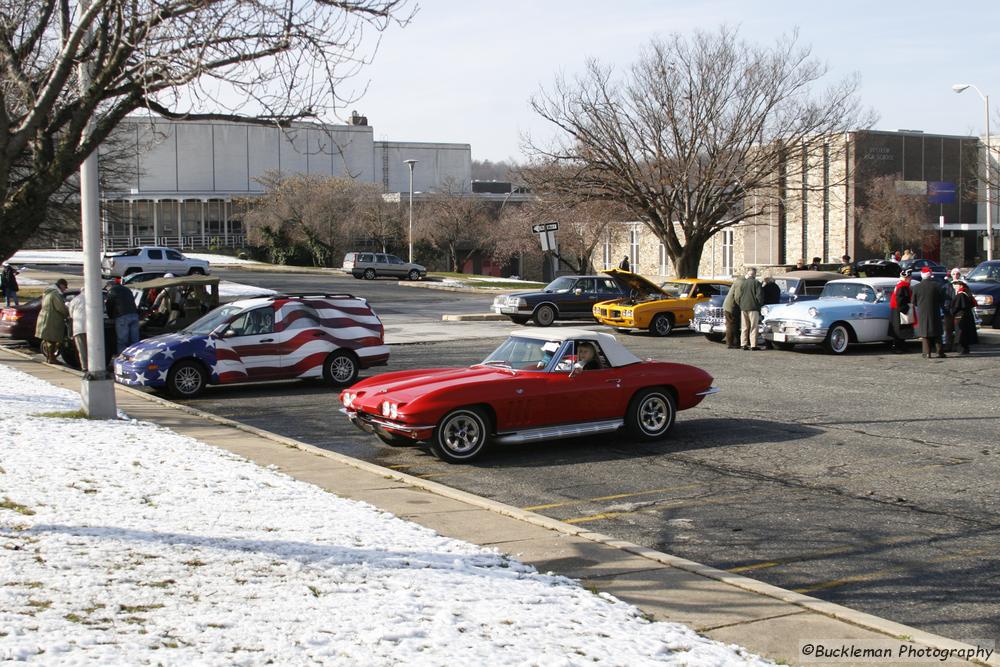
[78,0,116,418]
[404,159,418,263]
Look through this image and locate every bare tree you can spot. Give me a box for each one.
[525,27,874,277]
[244,173,364,266]
[348,183,404,252]
[501,195,625,274]
[415,182,500,273]
[857,174,932,257]
[0,0,412,261]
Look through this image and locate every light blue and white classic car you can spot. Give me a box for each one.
[761,278,914,354]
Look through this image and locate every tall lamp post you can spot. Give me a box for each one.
[403,159,418,263]
[953,83,994,261]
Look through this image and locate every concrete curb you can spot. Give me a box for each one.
[441,313,509,322]
[3,345,995,666]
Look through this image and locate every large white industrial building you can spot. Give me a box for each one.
[99,114,471,249]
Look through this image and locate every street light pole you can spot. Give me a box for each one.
[403,159,418,263]
[78,0,116,418]
[953,83,994,261]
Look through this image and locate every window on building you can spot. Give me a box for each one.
[722,230,734,277]
[629,227,639,271]
[658,242,670,276]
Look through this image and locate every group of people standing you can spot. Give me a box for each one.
[889,267,978,356]
[33,279,140,367]
[722,267,780,350]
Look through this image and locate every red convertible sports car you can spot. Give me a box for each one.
[340,329,718,463]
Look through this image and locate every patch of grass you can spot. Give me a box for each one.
[0,497,35,516]
[4,581,43,589]
[182,558,206,567]
[83,603,106,614]
[34,409,91,419]
[27,599,52,610]
[119,604,164,614]
[307,585,321,598]
[141,579,175,589]
[64,613,85,624]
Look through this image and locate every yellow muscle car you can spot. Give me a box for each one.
[593,270,732,336]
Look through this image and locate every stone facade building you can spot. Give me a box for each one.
[595,130,983,280]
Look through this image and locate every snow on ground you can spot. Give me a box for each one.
[439,275,542,287]
[12,276,45,286]
[0,364,769,666]
[9,249,263,267]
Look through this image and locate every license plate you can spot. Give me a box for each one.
[492,306,503,314]
[699,323,711,333]
[772,332,786,342]
[114,361,123,376]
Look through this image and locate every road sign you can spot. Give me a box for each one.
[539,230,557,252]
[531,222,559,233]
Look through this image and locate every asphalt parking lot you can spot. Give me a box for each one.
[15,266,1000,642]
[168,298,1000,645]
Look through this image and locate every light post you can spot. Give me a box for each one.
[953,83,994,261]
[403,159,418,263]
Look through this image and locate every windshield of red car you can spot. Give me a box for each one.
[481,337,558,371]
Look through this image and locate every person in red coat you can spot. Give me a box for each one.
[888,270,915,354]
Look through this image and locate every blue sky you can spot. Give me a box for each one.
[348,0,1000,161]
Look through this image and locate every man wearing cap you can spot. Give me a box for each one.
[912,266,946,359]
[35,279,69,363]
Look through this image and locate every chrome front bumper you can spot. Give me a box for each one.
[342,408,435,440]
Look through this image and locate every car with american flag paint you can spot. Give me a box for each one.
[113,293,389,398]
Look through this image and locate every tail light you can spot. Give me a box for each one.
[1,309,21,322]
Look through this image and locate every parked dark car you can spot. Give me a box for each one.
[853,259,901,278]
[899,258,947,283]
[492,275,625,326]
[965,260,1000,328]
[691,270,843,342]
[1,289,80,345]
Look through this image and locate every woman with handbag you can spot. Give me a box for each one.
[888,269,915,354]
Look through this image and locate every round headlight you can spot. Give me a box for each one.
[341,393,350,406]
[389,403,398,419]
[808,307,819,318]
[381,401,391,417]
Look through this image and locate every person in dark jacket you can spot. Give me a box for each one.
[950,280,978,355]
[912,266,945,358]
[807,257,822,270]
[35,279,69,363]
[888,270,914,353]
[723,278,741,349]
[761,275,781,305]
[839,255,854,276]
[942,268,961,351]
[618,256,630,271]
[1,262,19,306]
[105,280,140,353]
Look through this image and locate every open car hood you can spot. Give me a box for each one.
[602,269,667,298]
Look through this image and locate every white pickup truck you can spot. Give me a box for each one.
[102,246,210,278]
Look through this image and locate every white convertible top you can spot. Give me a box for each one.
[510,328,642,367]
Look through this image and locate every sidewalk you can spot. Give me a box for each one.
[2,347,995,666]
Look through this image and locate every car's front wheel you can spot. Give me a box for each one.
[823,324,851,355]
[432,407,491,463]
[187,267,205,275]
[166,360,207,398]
[363,268,376,280]
[533,305,556,327]
[323,350,359,387]
[626,388,676,441]
[649,313,674,337]
[407,269,421,281]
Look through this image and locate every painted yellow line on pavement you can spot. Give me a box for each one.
[793,546,992,594]
[564,493,744,525]
[727,536,917,574]
[522,485,701,512]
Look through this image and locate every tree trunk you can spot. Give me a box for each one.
[0,191,57,262]
[674,243,705,279]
